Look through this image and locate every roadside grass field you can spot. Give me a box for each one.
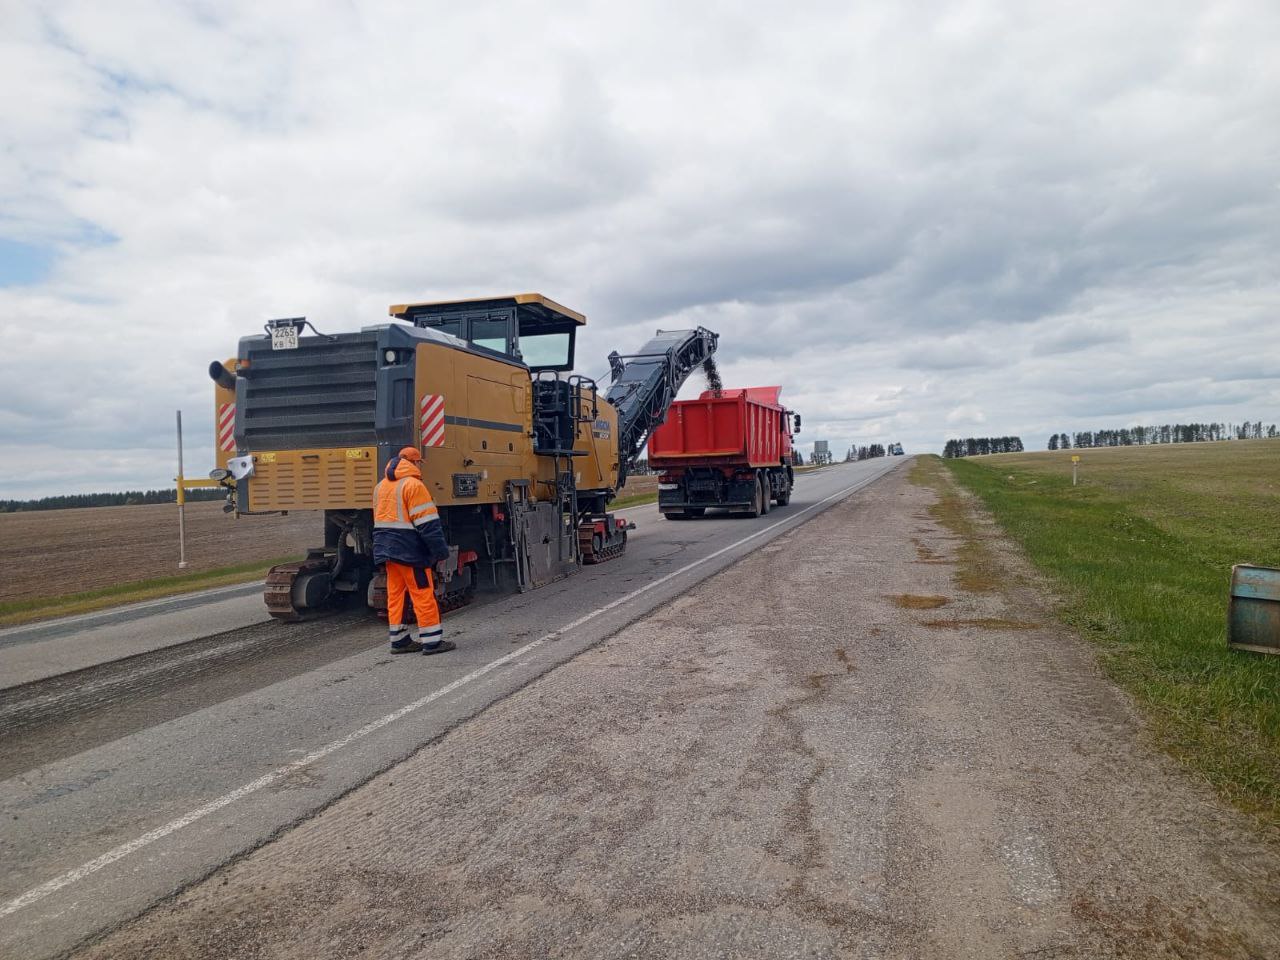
[940,440,1280,827]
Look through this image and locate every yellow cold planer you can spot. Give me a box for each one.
[208,294,718,621]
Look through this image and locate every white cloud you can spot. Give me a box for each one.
[0,0,1278,496]
[946,405,987,427]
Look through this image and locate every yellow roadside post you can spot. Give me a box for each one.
[1071,454,1081,486]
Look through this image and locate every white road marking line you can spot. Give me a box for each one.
[1,465,893,920]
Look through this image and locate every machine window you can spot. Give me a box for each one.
[470,316,510,355]
[430,318,463,339]
[520,331,571,368]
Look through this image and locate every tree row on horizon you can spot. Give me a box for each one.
[942,437,1025,458]
[0,487,227,513]
[846,443,889,461]
[1048,420,1277,450]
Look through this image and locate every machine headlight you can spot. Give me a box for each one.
[209,468,231,481]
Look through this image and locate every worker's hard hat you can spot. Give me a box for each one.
[398,446,423,462]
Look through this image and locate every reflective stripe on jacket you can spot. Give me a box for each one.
[372,456,450,567]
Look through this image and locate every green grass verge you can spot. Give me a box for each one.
[0,557,298,627]
[910,456,1001,594]
[611,491,659,509]
[937,451,1280,828]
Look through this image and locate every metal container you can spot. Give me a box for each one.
[648,387,792,469]
[1228,564,1280,656]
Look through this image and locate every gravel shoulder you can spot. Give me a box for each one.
[73,466,1280,959]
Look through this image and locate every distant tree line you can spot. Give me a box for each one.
[845,444,889,461]
[942,437,1025,458]
[1047,420,1277,450]
[0,487,225,513]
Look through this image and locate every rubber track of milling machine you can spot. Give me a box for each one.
[578,524,627,564]
[265,558,477,622]
[263,556,336,623]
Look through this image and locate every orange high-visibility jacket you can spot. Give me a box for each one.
[372,456,450,567]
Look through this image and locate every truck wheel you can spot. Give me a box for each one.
[758,475,770,515]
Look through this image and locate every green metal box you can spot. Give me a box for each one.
[1228,564,1280,656]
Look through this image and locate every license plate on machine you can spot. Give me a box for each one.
[271,327,299,350]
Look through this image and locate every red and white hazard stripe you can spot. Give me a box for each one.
[419,394,445,448]
[217,403,236,453]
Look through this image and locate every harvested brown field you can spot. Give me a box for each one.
[0,480,660,611]
[611,473,658,505]
[0,501,316,605]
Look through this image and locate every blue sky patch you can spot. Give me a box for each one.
[0,238,56,287]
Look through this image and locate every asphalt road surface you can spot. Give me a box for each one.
[58,462,1280,959]
[0,459,901,960]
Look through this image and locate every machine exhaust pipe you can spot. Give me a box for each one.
[209,361,237,391]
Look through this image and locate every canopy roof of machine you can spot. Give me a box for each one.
[388,294,586,331]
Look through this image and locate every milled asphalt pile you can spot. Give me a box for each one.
[75,468,1280,959]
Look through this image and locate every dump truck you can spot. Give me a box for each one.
[648,386,798,519]
[207,294,718,620]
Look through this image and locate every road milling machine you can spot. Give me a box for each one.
[208,295,718,622]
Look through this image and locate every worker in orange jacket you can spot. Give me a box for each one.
[373,447,455,655]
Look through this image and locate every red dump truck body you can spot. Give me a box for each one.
[649,387,796,519]
[649,387,793,467]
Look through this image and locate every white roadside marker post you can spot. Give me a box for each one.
[1071,454,1080,487]
[176,410,189,569]
[174,411,223,570]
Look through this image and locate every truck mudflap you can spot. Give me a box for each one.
[579,515,630,564]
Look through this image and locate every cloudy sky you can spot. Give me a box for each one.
[2,0,1278,497]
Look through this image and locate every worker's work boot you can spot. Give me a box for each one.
[421,640,457,656]
[389,632,424,655]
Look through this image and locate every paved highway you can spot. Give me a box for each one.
[0,582,271,691]
[0,459,901,960]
